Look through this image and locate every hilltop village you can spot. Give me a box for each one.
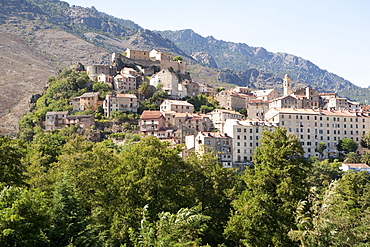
[43,48,370,169]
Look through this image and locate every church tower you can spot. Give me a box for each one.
[283,74,292,96]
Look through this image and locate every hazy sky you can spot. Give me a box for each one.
[65,0,370,88]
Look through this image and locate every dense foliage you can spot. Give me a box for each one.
[2,125,370,246]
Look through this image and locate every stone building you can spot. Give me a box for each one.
[207,109,244,132]
[45,111,69,131]
[160,100,194,114]
[71,92,101,112]
[103,93,138,117]
[194,132,233,168]
[265,108,370,157]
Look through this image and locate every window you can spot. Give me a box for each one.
[237,142,240,146]
[237,128,241,132]
[237,135,240,140]
[327,130,330,134]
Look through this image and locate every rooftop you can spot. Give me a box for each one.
[342,163,370,169]
[162,100,194,106]
[79,92,99,98]
[140,110,163,120]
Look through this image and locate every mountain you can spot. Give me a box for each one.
[158,29,357,93]
[0,0,368,135]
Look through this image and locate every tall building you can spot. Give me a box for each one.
[283,74,292,96]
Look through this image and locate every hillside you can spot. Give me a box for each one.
[0,0,369,135]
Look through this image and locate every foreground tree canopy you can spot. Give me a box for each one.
[1,124,370,246]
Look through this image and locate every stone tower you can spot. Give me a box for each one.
[283,74,292,96]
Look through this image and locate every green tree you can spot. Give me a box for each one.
[307,158,343,190]
[361,131,370,149]
[290,171,370,246]
[225,128,310,246]
[173,56,183,61]
[186,94,219,113]
[0,186,49,246]
[344,152,361,163]
[0,136,26,186]
[185,148,242,246]
[138,81,152,100]
[130,205,210,246]
[315,142,327,159]
[47,180,100,246]
[337,138,358,153]
[92,81,111,99]
[108,137,194,243]
[215,87,225,92]
[361,152,370,165]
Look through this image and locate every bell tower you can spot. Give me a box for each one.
[283,74,292,96]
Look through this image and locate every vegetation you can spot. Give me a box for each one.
[2,125,370,246]
[186,94,219,114]
[336,138,359,153]
[225,128,310,246]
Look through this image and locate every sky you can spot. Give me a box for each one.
[65,0,370,88]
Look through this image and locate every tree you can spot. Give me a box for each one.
[289,171,370,246]
[129,205,210,246]
[47,180,100,246]
[361,131,370,149]
[0,136,26,186]
[344,152,361,163]
[186,94,219,113]
[215,87,225,92]
[337,138,358,153]
[315,142,327,158]
[0,186,49,246]
[138,81,152,100]
[361,152,370,165]
[307,158,343,191]
[185,148,242,246]
[225,128,310,246]
[173,56,183,61]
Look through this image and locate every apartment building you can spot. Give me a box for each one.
[163,112,213,132]
[194,132,233,168]
[207,109,244,132]
[224,119,276,164]
[160,100,194,113]
[150,69,179,98]
[265,108,370,157]
[103,93,138,117]
[113,74,137,93]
